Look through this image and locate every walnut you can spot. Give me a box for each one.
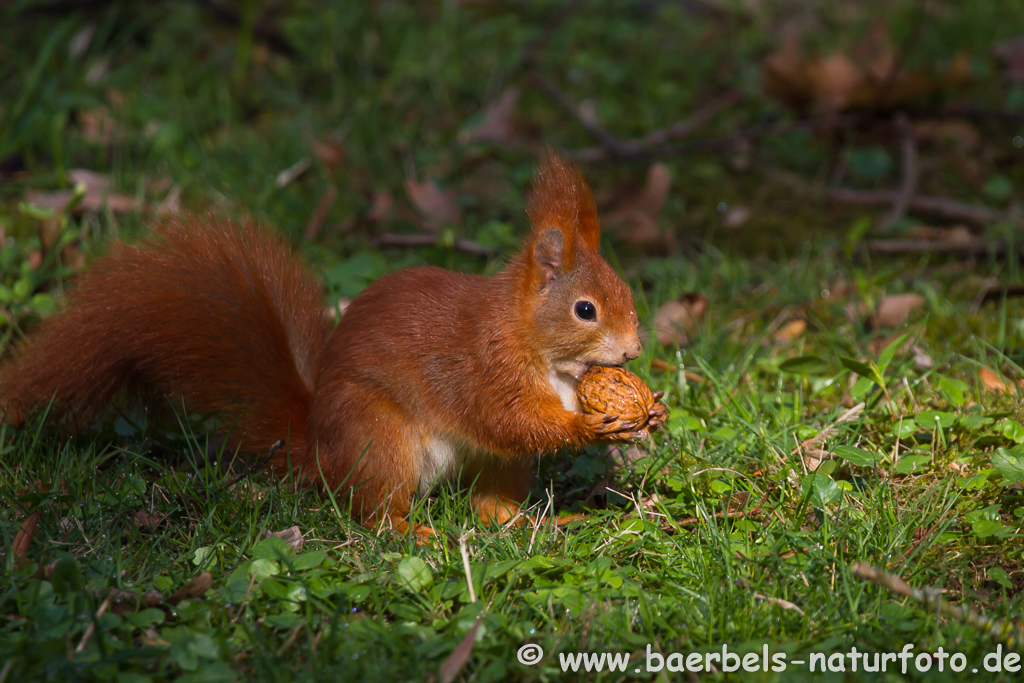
[577,366,660,433]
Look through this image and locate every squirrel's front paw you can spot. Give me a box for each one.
[647,399,669,431]
[583,412,649,442]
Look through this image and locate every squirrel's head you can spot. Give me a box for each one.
[519,153,642,379]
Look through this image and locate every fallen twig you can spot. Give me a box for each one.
[864,238,1020,258]
[530,73,625,154]
[219,439,284,493]
[573,113,874,162]
[878,113,918,232]
[305,186,337,241]
[573,91,742,162]
[671,489,770,528]
[75,595,111,652]
[753,593,805,617]
[850,562,1020,645]
[825,188,1001,228]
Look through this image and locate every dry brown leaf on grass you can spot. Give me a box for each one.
[868,333,932,369]
[793,403,866,471]
[763,28,970,114]
[405,179,461,233]
[78,107,122,144]
[264,525,304,552]
[994,36,1024,84]
[979,367,1022,394]
[438,619,480,683]
[304,186,338,241]
[911,120,981,151]
[132,510,167,531]
[366,190,392,222]
[601,162,672,250]
[311,137,346,176]
[649,359,706,385]
[652,293,707,347]
[773,319,807,345]
[458,87,520,145]
[156,185,182,216]
[872,293,924,328]
[167,572,213,605]
[907,225,974,244]
[723,205,752,229]
[12,512,41,559]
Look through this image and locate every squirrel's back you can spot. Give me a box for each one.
[0,216,328,460]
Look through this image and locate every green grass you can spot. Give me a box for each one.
[3,1,1024,681]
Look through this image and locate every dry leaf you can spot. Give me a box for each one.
[264,525,304,552]
[873,293,924,328]
[458,87,519,145]
[305,186,338,241]
[806,53,864,113]
[142,628,172,647]
[602,162,672,249]
[275,157,312,189]
[78,107,121,144]
[167,572,213,605]
[68,24,95,60]
[853,21,895,82]
[979,367,1020,394]
[911,119,980,150]
[132,510,167,530]
[156,185,182,216]
[753,593,806,616]
[26,168,141,217]
[763,37,813,111]
[439,620,480,683]
[311,138,346,175]
[773,319,806,345]
[68,169,111,194]
[844,300,871,324]
[12,512,40,558]
[994,36,1024,84]
[149,175,174,195]
[652,293,707,347]
[405,179,461,232]
[366,190,393,224]
[763,31,969,114]
[803,447,828,472]
[723,205,752,229]
[912,345,933,369]
[907,225,974,244]
[576,99,599,128]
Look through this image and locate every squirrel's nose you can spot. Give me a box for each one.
[622,339,642,362]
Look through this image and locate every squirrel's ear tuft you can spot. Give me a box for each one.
[526,152,600,264]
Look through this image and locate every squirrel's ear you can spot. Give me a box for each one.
[533,228,564,290]
[527,152,600,265]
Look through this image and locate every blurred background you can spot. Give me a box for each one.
[0,0,1022,317]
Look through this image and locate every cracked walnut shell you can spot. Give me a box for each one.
[576,366,656,424]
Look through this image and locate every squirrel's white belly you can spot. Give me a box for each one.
[547,370,581,413]
[420,434,475,494]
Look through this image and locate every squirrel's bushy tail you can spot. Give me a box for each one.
[0,216,329,459]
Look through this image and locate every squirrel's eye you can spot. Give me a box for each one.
[574,300,597,321]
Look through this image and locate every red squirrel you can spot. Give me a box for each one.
[0,154,664,534]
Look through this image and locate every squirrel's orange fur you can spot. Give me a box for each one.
[1,154,653,531]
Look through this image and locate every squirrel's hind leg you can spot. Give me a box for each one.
[304,382,427,533]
